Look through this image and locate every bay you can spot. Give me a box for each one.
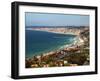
[25,30,76,58]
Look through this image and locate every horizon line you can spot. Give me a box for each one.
[26,25,89,27]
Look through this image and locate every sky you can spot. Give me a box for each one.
[25,12,89,27]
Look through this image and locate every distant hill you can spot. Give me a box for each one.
[26,26,89,36]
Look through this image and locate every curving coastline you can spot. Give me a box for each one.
[25,27,89,68]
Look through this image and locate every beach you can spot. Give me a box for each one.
[25,27,89,68]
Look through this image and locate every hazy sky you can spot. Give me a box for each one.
[25,12,89,27]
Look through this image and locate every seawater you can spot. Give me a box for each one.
[25,30,76,58]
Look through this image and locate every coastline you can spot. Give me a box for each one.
[26,28,79,35]
[25,27,89,68]
[26,35,83,60]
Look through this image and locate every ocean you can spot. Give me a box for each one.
[25,29,76,58]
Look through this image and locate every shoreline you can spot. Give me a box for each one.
[25,27,89,68]
[26,28,79,36]
[26,28,80,59]
[26,35,83,60]
[25,35,87,68]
